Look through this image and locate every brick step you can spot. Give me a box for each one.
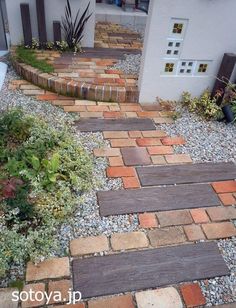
[136,162,236,186]
[72,242,229,298]
[97,183,220,216]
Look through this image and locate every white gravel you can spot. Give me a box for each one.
[200,238,236,306]
[159,106,236,163]
[110,53,142,75]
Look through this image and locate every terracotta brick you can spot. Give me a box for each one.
[107,166,136,178]
[212,181,236,193]
[103,131,129,139]
[142,130,167,138]
[111,231,149,251]
[110,138,136,147]
[64,106,87,112]
[206,206,236,221]
[23,89,45,96]
[180,283,206,307]
[48,280,72,304]
[22,283,46,308]
[122,176,140,189]
[88,294,134,308]
[57,304,85,308]
[125,112,138,118]
[52,100,75,106]
[108,156,124,166]
[79,112,103,118]
[26,257,70,281]
[136,138,162,147]
[148,227,186,247]
[87,105,109,112]
[93,148,120,157]
[137,111,160,118]
[129,131,142,138]
[147,146,173,155]
[139,213,158,228]
[157,210,193,227]
[190,209,210,224]
[162,136,186,146]
[103,111,125,118]
[218,193,236,206]
[151,155,167,165]
[202,222,236,239]
[36,94,59,101]
[75,100,96,105]
[109,105,121,111]
[70,235,109,256]
[120,105,142,111]
[154,117,174,124]
[184,225,205,241]
[165,154,192,164]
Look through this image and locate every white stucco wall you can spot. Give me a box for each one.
[5,0,95,47]
[139,0,236,103]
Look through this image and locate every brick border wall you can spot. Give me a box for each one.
[11,52,139,103]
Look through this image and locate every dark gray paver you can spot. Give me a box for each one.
[75,118,155,132]
[72,242,229,298]
[121,147,151,166]
[136,162,236,187]
[98,184,220,217]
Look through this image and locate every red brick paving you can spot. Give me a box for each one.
[180,283,206,307]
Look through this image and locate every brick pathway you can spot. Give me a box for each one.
[3,80,236,308]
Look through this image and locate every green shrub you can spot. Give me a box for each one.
[182,90,223,120]
[0,109,93,277]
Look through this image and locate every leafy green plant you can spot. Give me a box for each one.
[182,90,223,120]
[61,0,92,49]
[0,109,93,278]
[15,46,54,73]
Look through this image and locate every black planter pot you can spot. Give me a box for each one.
[222,105,234,123]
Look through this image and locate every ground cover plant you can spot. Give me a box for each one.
[15,46,54,73]
[181,90,223,120]
[0,109,93,278]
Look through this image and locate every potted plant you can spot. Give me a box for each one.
[216,79,236,123]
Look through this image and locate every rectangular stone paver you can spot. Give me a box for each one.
[136,162,236,187]
[22,283,46,308]
[98,184,221,216]
[202,222,236,239]
[148,227,186,246]
[157,210,193,227]
[206,206,236,221]
[0,288,18,308]
[26,257,70,281]
[75,118,155,132]
[111,232,149,251]
[72,242,229,298]
[70,235,109,256]
[88,294,134,308]
[135,287,183,308]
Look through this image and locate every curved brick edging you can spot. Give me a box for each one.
[11,54,139,103]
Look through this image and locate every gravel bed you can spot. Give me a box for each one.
[200,238,236,306]
[110,53,142,75]
[0,62,138,287]
[159,106,236,163]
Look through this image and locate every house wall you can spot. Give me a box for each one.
[5,0,95,47]
[139,0,236,103]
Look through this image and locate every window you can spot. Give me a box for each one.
[198,63,208,73]
[173,23,183,34]
[178,60,196,75]
[165,63,175,72]
[166,40,182,58]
